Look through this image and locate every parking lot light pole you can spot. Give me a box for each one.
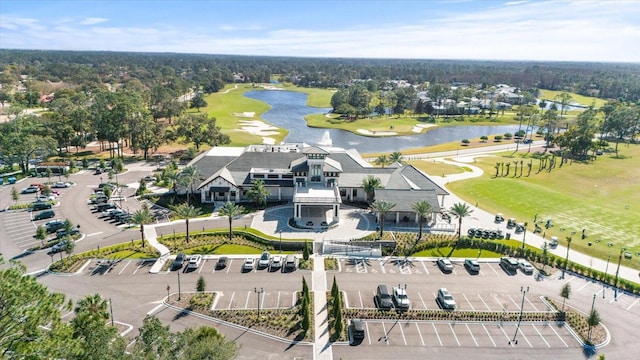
[613,247,626,301]
[109,298,114,327]
[509,286,529,345]
[603,256,610,299]
[177,271,182,301]
[254,287,264,318]
[521,222,528,249]
[562,237,572,279]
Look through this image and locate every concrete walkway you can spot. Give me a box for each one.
[312,252,333,360]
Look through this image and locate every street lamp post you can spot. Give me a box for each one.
[254,287,264,318]
[109,298,114,327]
[562,237,572,279]
[613,247,626,301]
[167,285,170,301]
[509,286,529,345]
[521,222,528,249]
[177,270,182,301]
[603,256,610,299]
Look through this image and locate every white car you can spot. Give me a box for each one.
[258,251,270,268]
[35,194,56,202]
[437,258,453,273]
[242,258,255,271]
[52,182,70,188]
[270,255,282,270]
[187,255,202,269]
[518,259,534,274]
[393,286,410,309]
[437,288,456,310]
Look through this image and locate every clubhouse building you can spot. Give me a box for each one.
[189,143,449,228]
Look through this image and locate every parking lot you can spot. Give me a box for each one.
[354,320,578,349]
[2,210,39,249]
[334,257,522,277]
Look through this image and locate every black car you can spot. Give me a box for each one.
[171,252,186,271]
[215,256,228,269]
[56,228,79,239]
[33,210,55,220]
[45,220,65,233]
[32,201,52,211]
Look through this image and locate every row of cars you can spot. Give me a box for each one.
[243,251,298,273]
[373,284,456,311]
[437,257,534,275]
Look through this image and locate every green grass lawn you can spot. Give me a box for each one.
[538,89,607,108]
[447,144,640,268]
[407,159,466,177]
[413,247,502,258]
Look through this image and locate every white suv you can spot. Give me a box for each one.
[393,286,410,309]
[187,254,202,269]
[518,259,534,274]
[437,288,456,310]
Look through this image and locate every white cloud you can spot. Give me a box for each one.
[81,17,108,25]
[1,1,638,62]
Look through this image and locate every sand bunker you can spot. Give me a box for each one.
[356,129,397,136]
[233,112,256,118]
[412,123,437,133]
[238,120,279,145]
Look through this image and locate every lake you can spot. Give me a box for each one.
[244,90,529,153]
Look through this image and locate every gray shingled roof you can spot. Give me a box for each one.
[374,189,441,212]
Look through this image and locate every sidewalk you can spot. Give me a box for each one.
[312,252,333,360]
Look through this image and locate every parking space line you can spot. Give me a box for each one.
[133,262,145,275]
[380,322,389,345]
[415,323,425,346]
[489,264,500,276]
[452,269,458,276]
[366,322,372,345]
[507,294,520,310]
[627,298,639,311]
[482,324,497,347]
[499,324,511,344]
[577,281,591,292]
[118,261,131,275]
[276,291,281,308]
[478,294,492,311]
[432,323,443,346]
[379,260,386,274]
[449,324,460,346]
[198,263,204,274]
[463,293,475,311]
[244,291,251,309]
[226,260,232,273]
[532,324,551,348]
[227,292,235,310]
[421,261,430,275]
[260,291,265,310]
[418,292,428,310]
[358,291,364,308]
[465,324,479,347]
[398,322,407,345]
[525,296,539,311]
[549,324,569,347]
[519,328,533,348]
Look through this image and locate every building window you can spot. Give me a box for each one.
[253,174,264,179]
[268,174,279,179]
[311,164,322,182]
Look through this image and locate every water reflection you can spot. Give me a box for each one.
[245,90,530,153]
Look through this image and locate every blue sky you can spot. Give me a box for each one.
[1,0,639,62]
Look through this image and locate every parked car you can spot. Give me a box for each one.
[31,201,52,211]
[349,319,365,342]
[56,228,79,239]
[392,286,410,309]
[500,257,519,273]
[518,259,534,274]
[494,213,504,222]
[187,255,203,270]
[21,186,39,194]
[143,175,157,182]
[507,218,517,228]
[437,288,456,310]
[45,219,65,233]
[464,259,480,273]
[52,182,69,188]
[258,251,270,269]
[523,139,533,144]
[549,236,559,249]
[284,255,297,272]
[436,258,453,273]
[33,210,55,221]
[51,240,69,254]
[171,252,186,271]
[375,284,394,310]
[35,194,56,202]
[270,255,282,270]
[242,258,255,271]
[95,202,117,212]
[215,256,228,270]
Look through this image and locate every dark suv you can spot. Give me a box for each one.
[33,210,55,221]
[171,252,186,271]
[32,201,52,211]
[45,220,65,233]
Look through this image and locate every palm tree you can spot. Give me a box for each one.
[171,202,201,244]
[361,175,382,203]
[369,200,395,238]
[411,200,433,241]
[449,202,473,240]
[164,167,180,195]
[131,203,154,248]
[218,201,245,241]
[74,293,110,320]
[375,154,389,168]
[389,151,405,165]
[178,165,201,203]
[560,283,571,313]
[246,179,269,208]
